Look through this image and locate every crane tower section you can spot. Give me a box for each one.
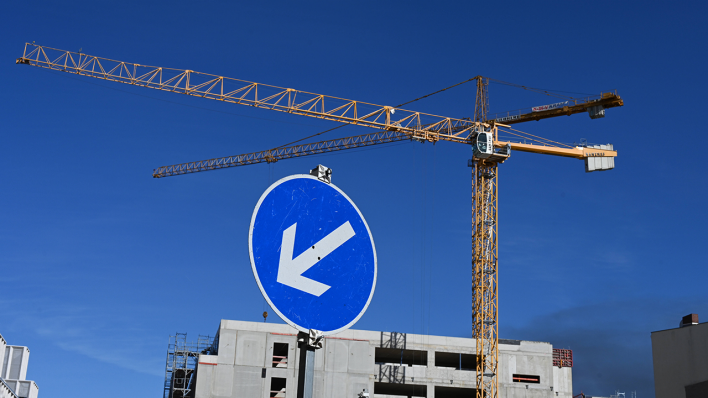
[471,160,499,398]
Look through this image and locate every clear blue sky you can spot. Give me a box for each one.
[2,1,706,397]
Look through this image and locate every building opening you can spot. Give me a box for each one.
[272,343,288,368]
[270,377,286,398]
[375,347,428,366]
[435,386,476,398]
[434,351,477,371]
[512,374,540,383]
[374,382,427,397]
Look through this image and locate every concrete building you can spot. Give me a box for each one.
[651,313,708,398]
[178,320,572,398]
[0,333,39,398]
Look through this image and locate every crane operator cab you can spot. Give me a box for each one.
[473,131,493,159]
[472,128,511,163]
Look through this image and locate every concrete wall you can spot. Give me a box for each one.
[552,366,573,398]
[651,322,708,398]
[498,341,557,398]
[194,320,572,398]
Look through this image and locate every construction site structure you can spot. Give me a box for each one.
[164,333,216,398]
[174,319,573,398]
[16,43,623,398]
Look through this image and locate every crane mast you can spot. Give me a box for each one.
[17,43,623,398]
[472,159,499,398]
[471,78,500,398]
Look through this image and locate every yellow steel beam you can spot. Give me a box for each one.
[495,141,617,159]
[16,43,477,144]
[152,130,410,178]
[489,92,623,125]
[151,129,617,178]
[471,160,499,398]
[17,43,619,167]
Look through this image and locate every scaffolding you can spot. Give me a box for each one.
[380,331,406,350]
[377,331,407,384]
[552,349,573,368]
[163,333,216,398]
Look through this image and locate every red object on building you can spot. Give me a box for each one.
[680,313,699,327]
[553,348,573,367]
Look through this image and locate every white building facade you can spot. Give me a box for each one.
[0,333,39,398]
[186,320,572,398]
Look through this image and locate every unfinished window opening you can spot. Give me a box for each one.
[434,351,477,371]
[378,364,405,384]
[270,377,287,398]
[272,343,289,368]
[513,374,540,384]
[435,386,476,398]
[374,382,426,397]
[375,347,427,366]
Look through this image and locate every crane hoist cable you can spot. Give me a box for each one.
[272,77,479,150]
[488,78,596,99]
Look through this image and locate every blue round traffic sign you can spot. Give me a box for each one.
[249,174,377,335]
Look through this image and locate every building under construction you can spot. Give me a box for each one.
[164,320,573,398]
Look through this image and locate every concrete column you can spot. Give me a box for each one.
[427,350,435,398]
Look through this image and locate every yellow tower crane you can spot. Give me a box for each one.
[17,43,623,398]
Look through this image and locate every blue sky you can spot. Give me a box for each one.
[2,1,707,397]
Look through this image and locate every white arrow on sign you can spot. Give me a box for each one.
[277,221,356,296]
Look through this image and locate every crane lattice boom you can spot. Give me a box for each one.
[152,130,410,178]
[16,43,478,144]
[489,92,623,125]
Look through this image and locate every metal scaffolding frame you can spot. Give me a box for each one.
[163,333,215,398]
[380,332,406,350]
[377,331,408,384]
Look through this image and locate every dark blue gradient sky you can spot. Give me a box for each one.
[2,1,706,397]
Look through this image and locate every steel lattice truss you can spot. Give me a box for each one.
[471,161,499,398]
[153,130,410,178]
[17,43,477,144]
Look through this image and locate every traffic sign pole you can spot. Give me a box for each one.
[296,330,322,398]
[249,166,377,398]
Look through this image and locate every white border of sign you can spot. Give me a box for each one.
[248,174,377,335]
